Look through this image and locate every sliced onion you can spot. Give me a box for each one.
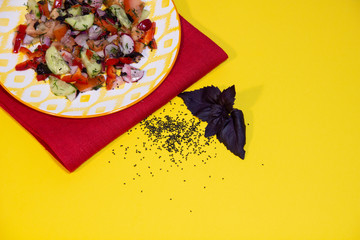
[104,43,120,58]
[89,25,103,40]
[96,50,105,58]
[41,15,47,22]
[23,34,34,45]
[130,68,145,82]
[114,76,125,88]
[122,64,132,83]
[40,36,51,46]
[106,35,118,43]
[75,33,89,47]
[96,8,106,17]
[86,0,103,8]
[59,50,73,64]
[120,34,135,55]
[70,65,78,75]
[71,31,81,36]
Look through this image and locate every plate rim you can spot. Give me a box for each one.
[0,0,182,119]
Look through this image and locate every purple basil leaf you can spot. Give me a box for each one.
[178,86,222,122]
[205,115,227,137]
[219,85,236,113]
[216,109,246,159]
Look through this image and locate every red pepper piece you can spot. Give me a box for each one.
[118,57,134,64]
[72,58,83,70]
[105,58,120,66]
[36,74,49,81]
[15,60,37,71]
[38,0,50,18]
[13,24,27,53]
[106,65,117,90]
[19,47,44,60]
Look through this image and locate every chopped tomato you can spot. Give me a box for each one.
[124,0,144,23]
[13,24,27,53]
[94,18,118,34]
[134,41,145,53]
[54,24,69,42]
[74,75,105,92]
[86,49,94,60]
[62,68,88,84]
[140,22,156,45]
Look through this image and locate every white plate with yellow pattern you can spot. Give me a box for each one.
[0,0,181,118]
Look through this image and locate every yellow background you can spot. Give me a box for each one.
[1,0,360,239]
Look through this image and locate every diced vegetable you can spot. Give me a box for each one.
[80,48,102,78]
[54,24,69,41]
[49,75,77,96]
[28,0,41,19]
[124,0,144,24]
[65,13,95,31]
[45,46,71,75]
[13,25,27,53]
[138,9,150,23]
[38,0,50,18]
[140,21,156,46]
[120,34,135,55]
[74,75,105,92]
[109,4,132,29]
[67,6,82,17]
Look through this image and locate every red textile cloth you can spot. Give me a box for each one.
[0,16,228,172]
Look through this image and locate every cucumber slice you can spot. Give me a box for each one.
[80,49,101,78]
[45,46,70,75]
[28,0,41,19]
[49,76,77,97]
[65,13,95,31]
[67,6,82,17]
[139,9,150,22]
[109,5,132,29]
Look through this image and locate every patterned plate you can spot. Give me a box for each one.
[0,0,181,118]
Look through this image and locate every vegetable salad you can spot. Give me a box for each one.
[13,0,157,100]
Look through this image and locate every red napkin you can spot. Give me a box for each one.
[0,16,228,172]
